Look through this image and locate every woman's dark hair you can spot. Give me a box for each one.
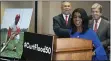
[71,8,89,34]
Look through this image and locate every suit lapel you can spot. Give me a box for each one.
[60,14,66,26]
[97,18,104,33]
[67,14,71,27]
[90,20,94,29]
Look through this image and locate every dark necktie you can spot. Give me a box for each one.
[94,21,98,32]
[65,15,68,25]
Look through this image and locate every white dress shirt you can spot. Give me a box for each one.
[63,14,70,22]
[93,17,102,30]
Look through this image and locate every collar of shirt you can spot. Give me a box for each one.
[93,17,102,30]
[63,14,70,21]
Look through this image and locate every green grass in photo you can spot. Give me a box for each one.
[1,32,24,59]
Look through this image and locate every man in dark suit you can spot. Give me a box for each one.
[89,3,110,59]
[53,1,72,38]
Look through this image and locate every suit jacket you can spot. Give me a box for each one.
[89,18,110,54]
[53,14,71,38]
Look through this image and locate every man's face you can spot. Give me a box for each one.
[61,2,72,15]
[91,8,102,20]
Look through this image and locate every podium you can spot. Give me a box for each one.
[20,33,93,61]
[53,38,93,60]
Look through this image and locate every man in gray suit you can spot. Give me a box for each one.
[53,1,72,38]
[89,3,110,59]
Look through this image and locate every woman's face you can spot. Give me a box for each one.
[73,12,82,27]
